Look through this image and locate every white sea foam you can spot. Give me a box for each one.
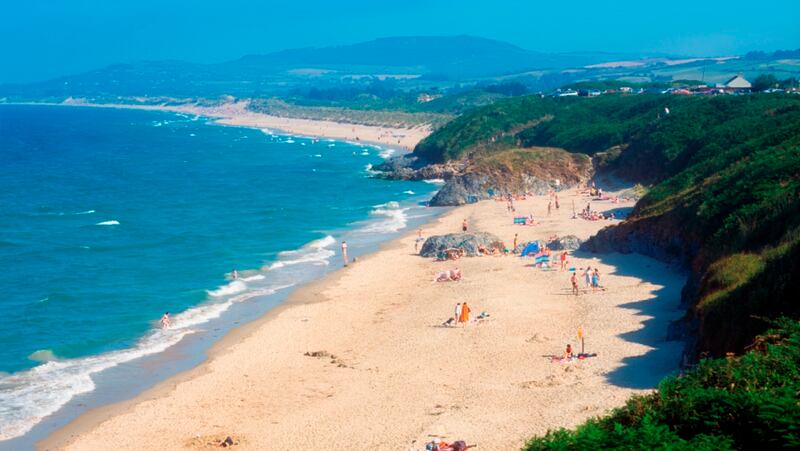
[365,164,381,176]
[284,139,295,144]
[360,151,370,156]
[269,235,336,270]
[327,143,336,147]
[75,210,95,215]
[260,128,275,136]
[241,274,265,282]
[423,179,446,185]
[0,278,294,441]
[96,220,119,226]
[379,148,396,159]
[207,280,248,297]
[403,190,416,195]
[359,207,409,234]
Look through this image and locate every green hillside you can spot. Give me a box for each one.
[412,92,800,448]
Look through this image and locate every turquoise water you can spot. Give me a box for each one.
[0,104,437,440]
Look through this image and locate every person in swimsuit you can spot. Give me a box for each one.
[560,251,568,271]
[592,269,600,292]
[564,344,574,359]
[341,240,349,266]
[571,272,579,296]
[160,312,171,329]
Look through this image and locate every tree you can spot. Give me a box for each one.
[752,74,779,91]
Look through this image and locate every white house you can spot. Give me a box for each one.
[722,75,752,89]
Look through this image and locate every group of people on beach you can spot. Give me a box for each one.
[570,267,604,295]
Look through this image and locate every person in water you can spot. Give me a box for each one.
[160,312,171,329]
[341,240,349,266]
[232,269,238,280]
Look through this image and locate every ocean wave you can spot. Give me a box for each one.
[379,148,396,159]
[358,207,409,234]
[260,128,275,136]
[207,280,248,297]
[423,179,446,185]
[269,235,336,269]
[95,220,119,226]
[75,209,96,215]
[403,190,416,195]
[0,280,293,441]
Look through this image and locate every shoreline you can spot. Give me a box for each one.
[30,100,431,151]
[42,186,686,450]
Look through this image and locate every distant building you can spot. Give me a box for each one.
[416,93,440,103]
[722,75,752,89]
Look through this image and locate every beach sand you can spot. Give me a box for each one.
[42,187,685,450]
[62,100,430,150]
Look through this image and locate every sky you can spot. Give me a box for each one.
[1,0,798,83]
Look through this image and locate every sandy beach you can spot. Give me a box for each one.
[42,186,685,450]
[61,100,430,150]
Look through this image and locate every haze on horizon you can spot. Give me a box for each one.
[2,0,799,83]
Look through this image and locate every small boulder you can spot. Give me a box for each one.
[420,232,503,258]
[547,235,583,251]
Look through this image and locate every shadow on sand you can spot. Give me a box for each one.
[572,250,686,390]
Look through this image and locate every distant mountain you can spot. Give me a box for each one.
[0,35,629,100]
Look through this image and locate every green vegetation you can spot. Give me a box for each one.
[525,320,800,450]
[419,92,800,449]
[247,98,452,128]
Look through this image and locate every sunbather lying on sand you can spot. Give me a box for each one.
[434,268,462,282]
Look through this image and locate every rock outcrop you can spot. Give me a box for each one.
[419,232,504,258]
[546,235,583,251]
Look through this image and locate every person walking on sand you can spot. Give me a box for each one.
[560,251,568,271]
[454,302,462,324]
[583,267,591,289]
[513,233,518,252]
[160,312,171,329]
[547,201,552,216]
[462,219,468,232]
[459,302,471,326]
[341,240,349,266]
[592,268,600,292]
[571,272,579,296]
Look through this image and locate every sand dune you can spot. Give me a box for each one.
[44,187,685,450]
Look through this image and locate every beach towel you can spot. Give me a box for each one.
[513,217,527,225]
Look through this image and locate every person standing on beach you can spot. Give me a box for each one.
[560,251,568,271]
[341,240,349,267]
[462,219,468,232]
[459,302,471,326]
[571,272,579,296]
[513,233,518,252]
[160,312,171,329]
[454,303,462,324]
[583,268,591,289]
[555,194,560,210]
[592,269,600,292]
[547,201,552,216]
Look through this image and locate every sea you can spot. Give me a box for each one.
[0,104,442,445]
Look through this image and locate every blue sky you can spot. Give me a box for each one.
[1,0,798,83]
